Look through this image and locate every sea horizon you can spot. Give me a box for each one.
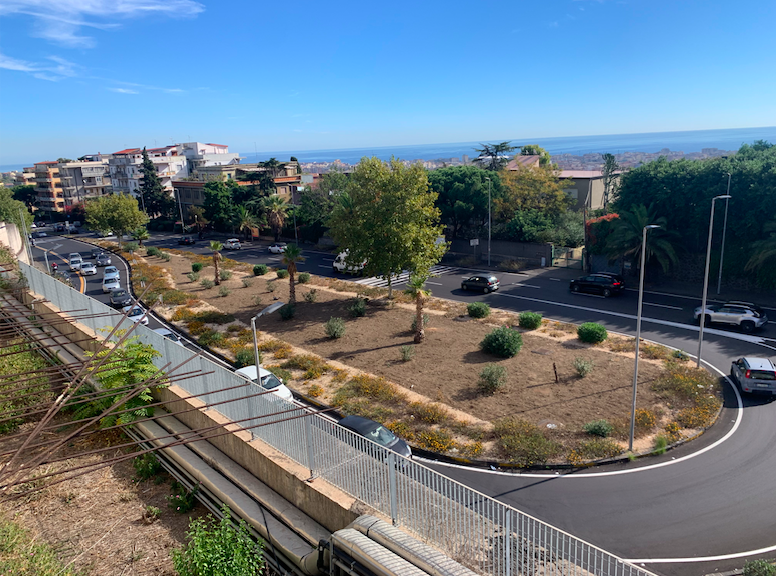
[2,125,774,173]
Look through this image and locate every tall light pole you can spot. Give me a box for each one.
[485,177,492,266]
[716,173,732,295]
[697,194,732,368]
[629,224,661,452]
[176,188,185,234]
[251,302,286,369]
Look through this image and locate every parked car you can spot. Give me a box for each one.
[338,415,412,458]
[96,253,112,267]
[56,224,66,233]
[68,253,83,271]
[109,288,132,308]
[235,365,293,401]
[268,242,287,254]
[102,276,121,293]
[67,225,79,234]
[730,357,776,394]
[178,236,196,245]
[31,231,47,238]
[80,261,97,275]
[332,250,366,274]
[224,238,242,250]
[694,301,768,333]
[569,273,625,297]
[121,305,149,326]
[153,328,184,346]
[103,266,120,281]
[461,275,500,293]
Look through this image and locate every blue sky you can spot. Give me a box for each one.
[1,0,775,165]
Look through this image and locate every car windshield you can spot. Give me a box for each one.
[259,373,282,390]
[365,424,397,447]
[128,308,142,317]
[105,267,117,273]
[105,278,118,284]
[112,290,126,298]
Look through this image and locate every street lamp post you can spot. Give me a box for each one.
[629,225,660,452]
[485,177,492,266]
[716,173,732,295]
[697,194,732,368]
[251,302,286,370]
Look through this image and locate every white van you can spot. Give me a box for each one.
[235,365,293,401]
[332,251,366,275]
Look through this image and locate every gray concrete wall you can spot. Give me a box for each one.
[449,239,552,266]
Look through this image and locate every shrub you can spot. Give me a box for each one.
[166,480,198,513]
[278,303,295,320]
[253,264,268,276]
[298,272,311,284]
[187,272,199,282]
[652,435,668,455]
[160,252,172,262]
[219,270,232,281]
[569,438,622,463]
[252,294,262,306]
[324,317,346,339]
[641,343,670,360]
[635,408,657,432]
[241,278,253,288]
[191,262,203,273]
[493,418,561,467]
[147,246,160,257]
[172,307,195,322]
[186,320,207,335]
[478,364,507,395]
[574,357,594,377]
[577,322,608,344]
[276,269,289,279]
[234,348,254,368]
[386,421,415,442]
[308,384,324,398]
[410,313,429,333]
[400,345,414,362]
[195,311,235,324]
[218,286,231,297]
[672,349,690,361]
[198,330,225,347]
[281,354,331,379]
[583,419,614,437]
[304,289,318,303]
[200,279,215,289]
[266,281,276,293]
[497,259,522,272]
[349,297,367,318]
[480,326,523,358]
[257,339,292,356]
[467,302,491,318]
[518,311,543,330]
[124,242,139,253]
[133,453,162,480]
[410,402,450,424]
[415,429,455,453]
[744,560,776,576]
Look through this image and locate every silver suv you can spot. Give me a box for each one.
[730,357,776,394]
[693,301,768,333]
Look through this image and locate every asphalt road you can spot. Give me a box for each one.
[29,230,776,575]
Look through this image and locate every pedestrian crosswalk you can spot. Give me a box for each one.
[353,265,462,288]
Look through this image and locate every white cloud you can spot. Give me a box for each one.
[108,87,138,94]
[0,53,37,72]
[0,0,205,47]
[0,51,79,80]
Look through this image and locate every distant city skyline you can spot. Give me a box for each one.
[1,0,775,165]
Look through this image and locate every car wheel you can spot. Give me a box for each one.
[571,284,580,293]
[730,368,738,384]
[461,284,467,291]
[704,315,712,326]
[602,288,612,298]
[484,287,491,294]
[741,321,755,333]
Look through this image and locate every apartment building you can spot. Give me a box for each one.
[12,167,36,187]
[180,142,242,172]
[109,146,189,195]
[33,161,64,213]
[58,156,113,205]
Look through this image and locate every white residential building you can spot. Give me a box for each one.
[109,146,189,196]
[179,142,242,171]
[58,155,113,205]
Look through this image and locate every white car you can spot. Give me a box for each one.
[121,305,149,326]
[268,242,287,254]
[153,328,185,346]
[102,276,121,293]
[235,365,293,401]
[80,261,97,275]
[224,238,241,250]
[68,253,82,271]
[332,251,366,274]
[103,266,120,281]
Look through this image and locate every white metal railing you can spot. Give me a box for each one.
[18,261,655,576]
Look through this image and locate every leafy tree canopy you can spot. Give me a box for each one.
[428,166,502,239]
[519,144,553,167]
[11,185,36,210]
[0,187,33,228]
[495,164,570,221]
[139,147,174,219]
[473,142,517,171]
[85,193,148,246]
[605,204,680,273]
[203,180,236,231]
[56,158,74,163]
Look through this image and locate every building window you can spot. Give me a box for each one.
[564,189,578,200]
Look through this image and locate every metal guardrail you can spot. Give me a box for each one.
[19,261,656,576]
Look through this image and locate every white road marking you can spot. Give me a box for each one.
[625,540,776,563]
[426,281,443,286]
[318,265,331,269]
[570,292,606,299]
[643,302,683,310]
[356,265,461,288]
[511,283,541,289]
[549,278,561,281]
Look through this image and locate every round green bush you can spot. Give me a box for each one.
[518,311,542,330]
[478,364,507,395]
[324,317,346,339]
[480,326,523,358]
[278,303,295,320]
[583,419,613,438]
[744,560,776,576]
[298,272,311,284]
[276,269,289,279]
[191,262,203,273]
[349,297,367,318]
[219,269,232,281]
[234,349,254,368]
[577,322,608,344]
[467,302,491,319]
[146,246,160,257]
[200,279,215,289]
[253,264,268,276]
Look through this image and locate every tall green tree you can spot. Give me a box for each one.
[11,185,36,210]
[232,206,259,241]
[210,241,223,286]
[605,204,680,273]
[601,153,621,209]
[405,274,431,343]
[0,187,33,228]
[260,195,289,241]
[519,144,553,167]
[328,157,447,298]
[281,244,305,304]
[131,227,150,247]
[203,181,235,231]
[745,218,776,273]
[496,164,570,221]
[473,142,517,171]
[428,166,501,239]
[138,147,174,218]
[85,194,148,248]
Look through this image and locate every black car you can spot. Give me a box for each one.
[178,236,196,245]
[569,273,625,297]
[95,253,112,266]
[338,415,412,458]
[109,289,132,308]
[461,275,500,293]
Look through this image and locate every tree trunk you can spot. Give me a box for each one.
[414,293,425,343]
[289,270,296,304]
[214,256,221,285]
[387,276,393,299]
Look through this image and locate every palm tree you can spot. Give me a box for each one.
[131,227,150,247]
[210,240,223,286]
[281,244,305,304]
[745,218,776,273]
[262,195,289,241]
[404,274,431,344]
[605,204,680,274]
[233,206,258,242]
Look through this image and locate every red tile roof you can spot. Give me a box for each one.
[506,155,541,170]
[114,148,141,155]
[206,143,228,147]
[35,161,58,165]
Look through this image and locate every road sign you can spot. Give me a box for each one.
[470,239,479,246]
